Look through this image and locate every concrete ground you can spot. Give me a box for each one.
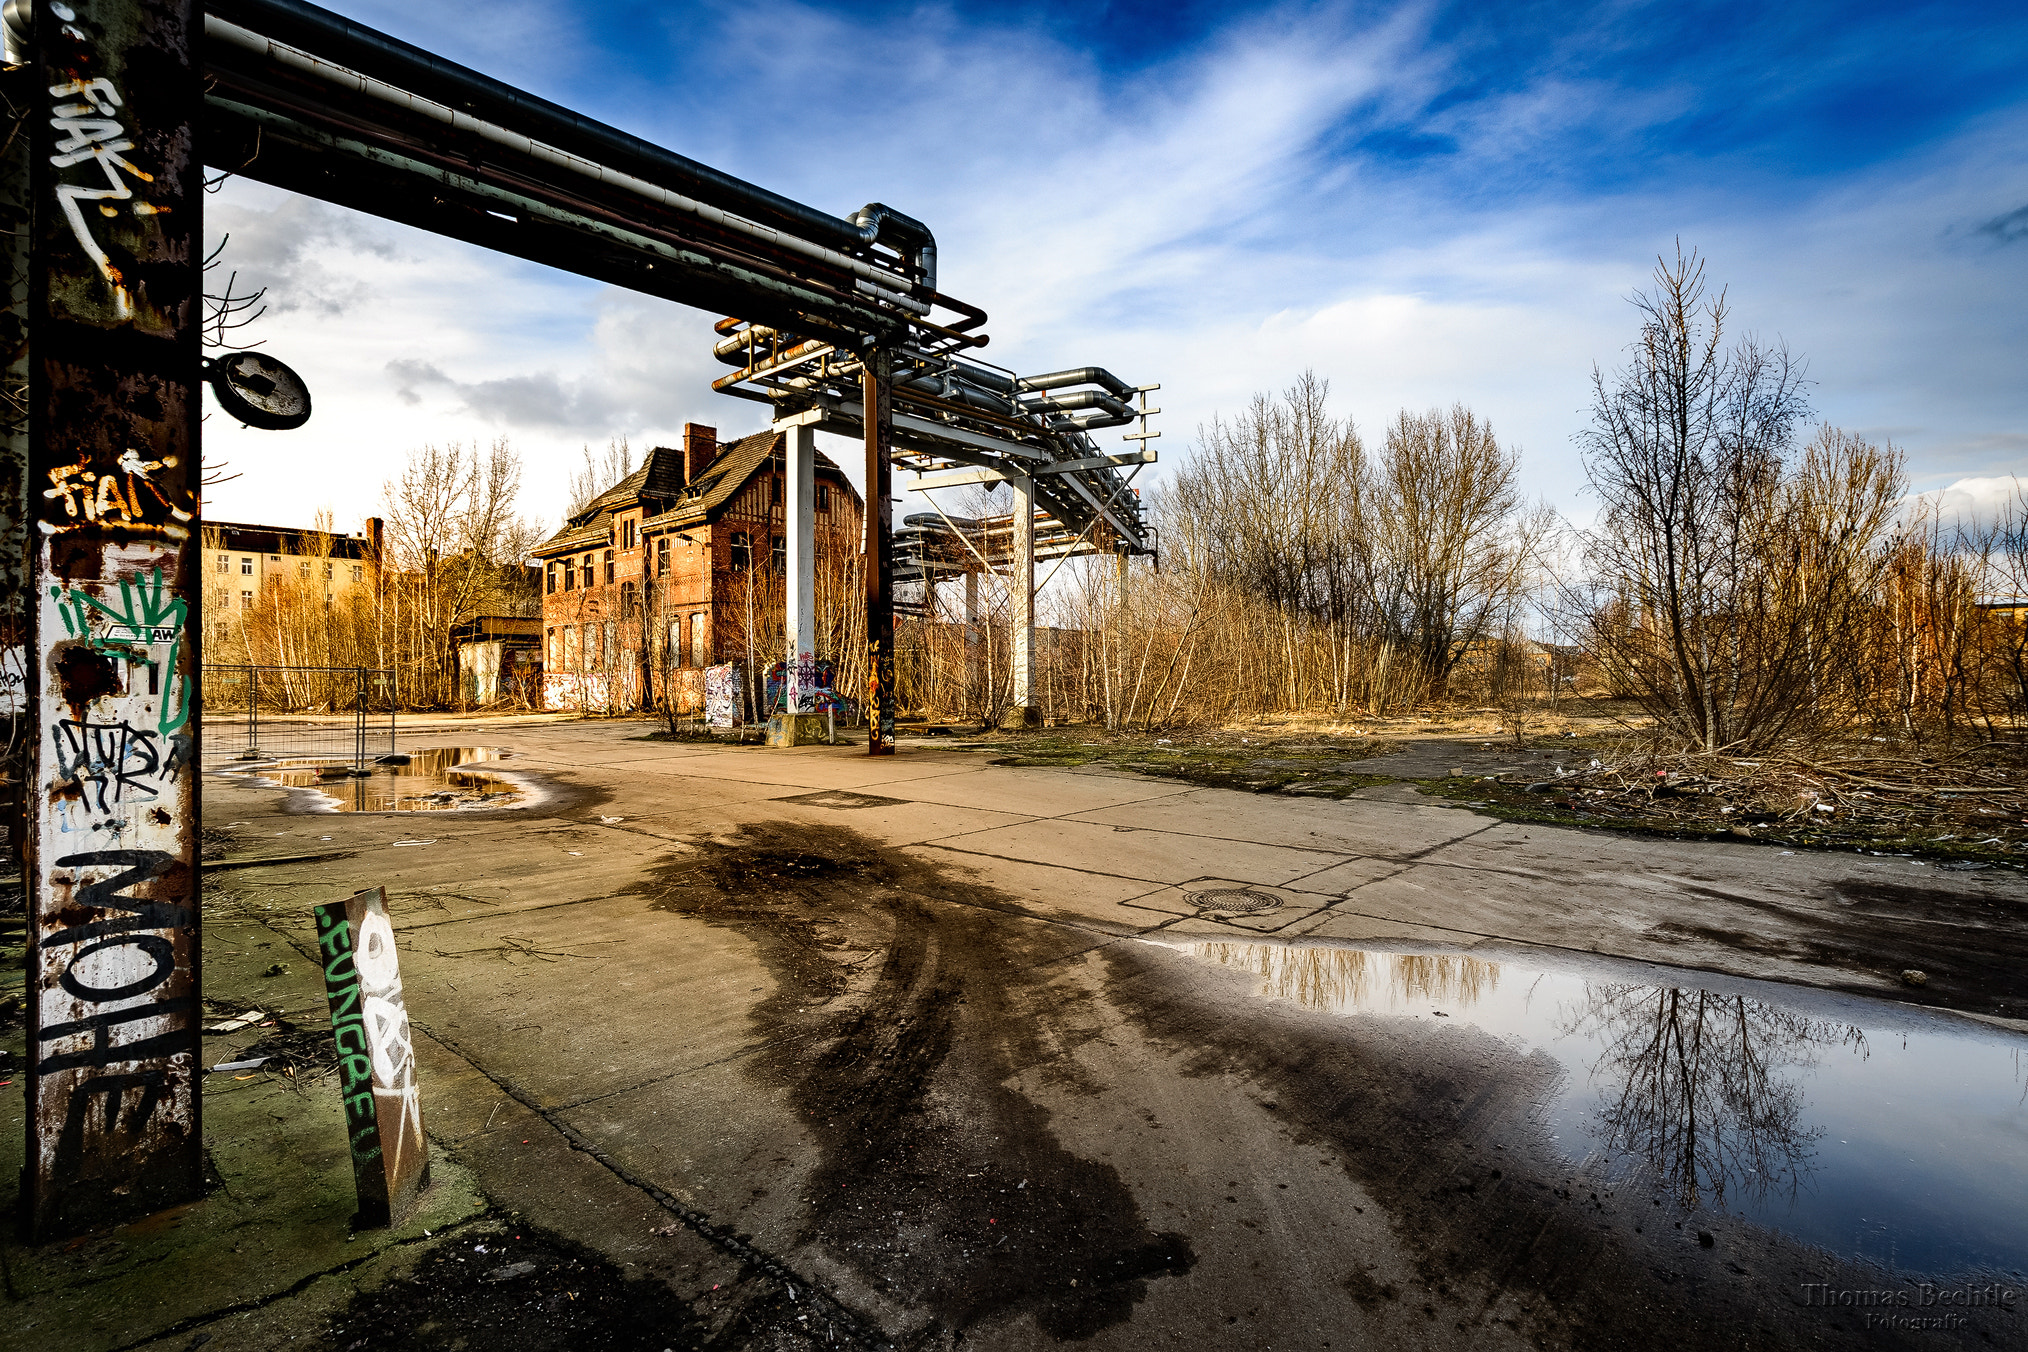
[4,714,2024,1351]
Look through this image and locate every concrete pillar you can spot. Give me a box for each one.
[964,569,980,722]
[1002,474,1039,728]
[22,0,206,1237]
[783,423,815,702]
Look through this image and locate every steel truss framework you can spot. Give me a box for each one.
[7,0,1154,1235]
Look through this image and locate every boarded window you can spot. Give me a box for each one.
[690,613,706,667]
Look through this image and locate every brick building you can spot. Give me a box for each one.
[532,423,862,711]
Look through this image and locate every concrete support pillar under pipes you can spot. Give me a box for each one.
[1003,473,1039,728]
[783,422,816,703]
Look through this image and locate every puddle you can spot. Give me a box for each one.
[1173,941,2028,1278]
[227,746,523,812]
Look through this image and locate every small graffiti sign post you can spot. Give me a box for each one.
[313,888,430,1226]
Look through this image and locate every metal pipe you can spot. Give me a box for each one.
[1020,388,1136,419]
[205,16,932,310]
[1014,367,1135,399]
[208,0,887,255]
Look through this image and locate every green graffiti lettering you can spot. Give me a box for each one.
[50,567,190,733]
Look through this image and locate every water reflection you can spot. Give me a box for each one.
[236,746,519,812]
[1176,940,2028,1273]
[1195,942,1500,1012]
[1559,984,1864,1210]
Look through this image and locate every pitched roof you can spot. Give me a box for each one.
[535,430,862,557]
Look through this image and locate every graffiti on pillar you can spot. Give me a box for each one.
[51,565,191,733]
[43,447,192,534]
[26,1,205,1236]
[32,844,196,1228]
[770,652,837,715]
[315,889,430,1226]
[48,73,161,320]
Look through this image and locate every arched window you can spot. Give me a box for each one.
[730,532,751,572]
[579,553,594,588]
[604,549,616,584]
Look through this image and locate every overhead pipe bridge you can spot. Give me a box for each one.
[5,0,1155,1236]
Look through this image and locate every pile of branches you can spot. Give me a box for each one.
[1495,741,2028,853]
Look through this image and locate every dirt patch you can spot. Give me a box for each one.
[315,1220,703,1352]
[628,824,1195,1341]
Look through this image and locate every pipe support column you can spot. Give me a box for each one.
[782,422,816,708]
[1002,473,1039,729]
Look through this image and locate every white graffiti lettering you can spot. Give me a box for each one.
[47,77,156,318]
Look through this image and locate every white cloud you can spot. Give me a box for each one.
[197,0,2028,553]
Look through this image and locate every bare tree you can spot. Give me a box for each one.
[1569,246,1815,751]
[381,438,536,707]
[1373,405,1536,700]
[567,436,635,517]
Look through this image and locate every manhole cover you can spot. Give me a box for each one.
[1191,888,1282,913]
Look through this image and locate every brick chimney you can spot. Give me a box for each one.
[682,423,717,484]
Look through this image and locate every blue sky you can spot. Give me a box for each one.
[204,0,2028,534]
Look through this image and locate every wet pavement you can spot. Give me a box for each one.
[12,715,2026,1351]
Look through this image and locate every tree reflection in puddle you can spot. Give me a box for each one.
[1174,940,2028,1275]
[1559,984,1864,1211]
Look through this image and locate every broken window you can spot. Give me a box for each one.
[622,518,637,549]
[547,627,558,665]
[730,532,751,572]
[620,581,637,614]
[547,563,559,593]
[817,483,830,512]
[771,534,785,572]
[655,536,670,577]
[604,549,615,584]
[580,553,594,588]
